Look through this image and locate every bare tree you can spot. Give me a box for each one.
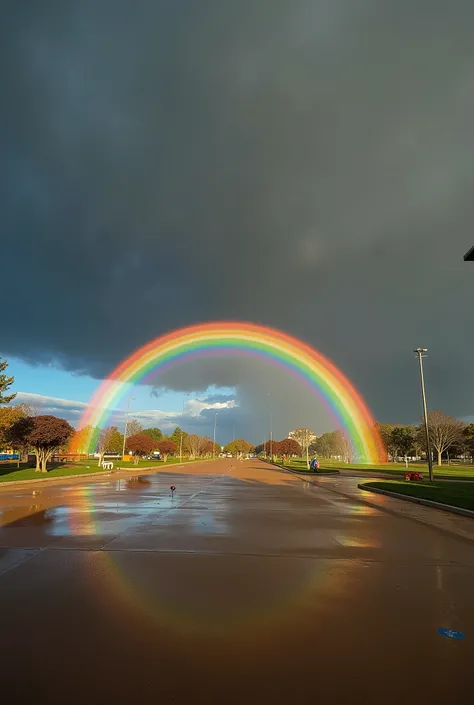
[288,428,316,457]
[333,429,352,463]
[183,434,207,459]
[126,418,143,437]
[97,426,123,466]
[427,411,466,466]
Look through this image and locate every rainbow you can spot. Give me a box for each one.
[73,322,385,463]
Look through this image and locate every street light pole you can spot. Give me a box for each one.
[306,428,310,470]
[267,392,273,461]
[414,348,433,482]
[213,412,218,459]
[121,396,135,459]
[179,432,183,462]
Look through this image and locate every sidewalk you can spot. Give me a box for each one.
[291,472,474,544]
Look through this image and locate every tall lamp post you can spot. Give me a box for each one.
[306,428,310,470]
[414,349,433,482]
[180,392,191,462]
[122,396,136,459]
[267,392,273,461]
[213,412,218,459]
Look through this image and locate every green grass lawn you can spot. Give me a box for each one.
[71,457,198,469]
[308,458,474,479]
[0,456,199,484]
[0,464,111,483]
[360,480,474,512]
[261,456,474,479]
[281,458,340,474]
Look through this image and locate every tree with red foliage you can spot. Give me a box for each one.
[262,439,281,460]
[7,414,74,472]
[157,439,177,462]
[278,438,302,462]
[262,439,276,458]
[126,433,154,464]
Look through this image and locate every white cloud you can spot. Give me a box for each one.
[185,398,237,418]
[14,392,87,417]
[12,392,238,435]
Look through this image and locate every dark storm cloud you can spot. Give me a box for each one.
[2,0,474,434]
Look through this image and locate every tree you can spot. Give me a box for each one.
[312,431,338,458]
[0,404,33,452]
[169,427,188,447]
[278,438,301,462]
[270,440,281,459]
[332,430,352,463]
[126,433,155,464]
[126,418,143,437]
[67,424,97,454]
[374,423,398,461]
[142,427,163,444]
[0,358,16,405]
[7,415,74,472]
[427,411,466,466]
[390,426,415,465]
[157,439,177,462]
[184,434,208,459]
[202,439,215,456]
[97,426,124,466]
[288,428,316,456]
[224,439,253,457]
[462,424,474,462]
[412,425,426,460]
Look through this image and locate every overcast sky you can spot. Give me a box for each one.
[2,1,474,442]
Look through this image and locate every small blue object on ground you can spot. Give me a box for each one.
[437,628,465,639]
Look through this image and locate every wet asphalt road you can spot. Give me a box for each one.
[0,458,473,704]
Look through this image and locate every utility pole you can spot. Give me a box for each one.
[414,348,433,482]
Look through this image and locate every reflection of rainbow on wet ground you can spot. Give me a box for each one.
[98,547,363,641]
[0,463,380,641]
[48,485,98,536]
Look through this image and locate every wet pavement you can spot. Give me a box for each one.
[0,458,473,704]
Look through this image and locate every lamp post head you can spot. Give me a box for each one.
[414,348,428,353]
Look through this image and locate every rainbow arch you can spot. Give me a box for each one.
[73,322,385,463]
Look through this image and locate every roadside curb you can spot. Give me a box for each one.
[0,459,207,491]
[359,483,474,520]
[0,470,113,490]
